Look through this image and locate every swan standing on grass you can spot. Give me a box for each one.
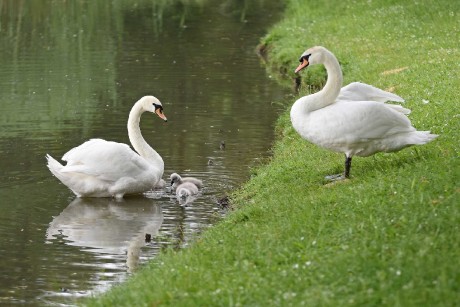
[46,96,168,198]
[291,46,437,180]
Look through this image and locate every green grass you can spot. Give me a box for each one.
[87,1,459,305]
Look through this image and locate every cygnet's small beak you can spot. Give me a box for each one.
[156,109,168,122]
[295,58,309,74]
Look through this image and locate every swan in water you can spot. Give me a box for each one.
[170,173,203,191]
[291,46,437,180]
[46,96,168,198]
[176,182,199,198]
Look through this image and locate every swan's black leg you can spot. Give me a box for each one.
[344,156,352,178]
[325,155,352,181]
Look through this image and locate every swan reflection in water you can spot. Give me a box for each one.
[46,197,163,272]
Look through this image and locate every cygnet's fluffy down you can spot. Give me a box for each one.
[170,173,203,191]
[175,182,199,200]
[153,179,166,189]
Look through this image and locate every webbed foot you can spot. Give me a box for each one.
[325,174,347,181]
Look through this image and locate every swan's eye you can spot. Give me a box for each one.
[153,103,163,111]
[299,54,311,63]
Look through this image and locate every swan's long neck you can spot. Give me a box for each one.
[127,103,164,169]
[294,50,343,113]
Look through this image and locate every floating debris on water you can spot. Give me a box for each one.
[217,195,230,209]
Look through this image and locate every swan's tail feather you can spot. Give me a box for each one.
[382,131,438,154]
[410,131,438,145]
[46,154,82,196]
[46,154,64,177]
[46,154,71,186]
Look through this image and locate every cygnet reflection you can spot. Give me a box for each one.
[46,197,163,272]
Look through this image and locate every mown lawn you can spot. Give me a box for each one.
[87,1,459,305]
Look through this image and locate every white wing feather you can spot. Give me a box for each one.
[60,139,152,182]
[338,82,405,103]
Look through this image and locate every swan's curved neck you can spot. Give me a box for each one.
[296,50,343,113]
[128,103,164,168]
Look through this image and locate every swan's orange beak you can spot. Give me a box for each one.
[156,109,168,122]
[295,58,309,73]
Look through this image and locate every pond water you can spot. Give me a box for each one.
[0,0,287,305]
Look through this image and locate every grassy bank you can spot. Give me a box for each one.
[88,1,459,306]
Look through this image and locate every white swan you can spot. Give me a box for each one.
[291,46,437,179]
[170,173,203,191]
[46,95,168,198]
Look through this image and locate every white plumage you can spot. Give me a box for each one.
[291,46,437,179]
[46,96,167,198]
